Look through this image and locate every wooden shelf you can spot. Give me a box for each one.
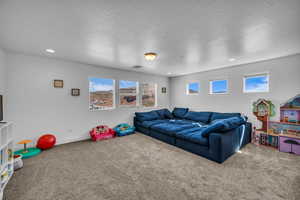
[280,107,300,111]
[255,130,279,137]
[278,133,300,140]
[256,130,300,139]
[269,121,300,126]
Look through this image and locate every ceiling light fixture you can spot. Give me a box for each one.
[167,72,172,75]
[144,52,157,61]
[46,49,55,53]
[229,58,236,62]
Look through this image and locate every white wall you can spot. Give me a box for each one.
[6,53,170,147]
[0,48,7,120]
[6,51,300,148]
[170,54,300,125]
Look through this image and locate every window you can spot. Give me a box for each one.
[89,77,115,110]
[210,79,228,94]
[119,80,138,106]
[186,82,200,95]
[141,83,157,107]
[244,74,269,93]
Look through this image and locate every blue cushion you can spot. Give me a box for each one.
[164,109,174,119]
[155,109,173,119]
[184,111,212,124]
[217,116,246,132]
[210,112,241,121]
[172,107,189,119]
[202,116,246,137]
[151,122,195,136]
[142,120,168,128]
[175,130,208,146]
[155,109,167,119]
[135,111,160,122]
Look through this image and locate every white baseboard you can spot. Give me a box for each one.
[56,135,90,146]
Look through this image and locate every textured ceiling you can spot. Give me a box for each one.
[0,0,299,76]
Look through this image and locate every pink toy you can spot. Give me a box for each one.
[89,125,115,141]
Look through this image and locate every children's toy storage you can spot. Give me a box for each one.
[0,122,13,200]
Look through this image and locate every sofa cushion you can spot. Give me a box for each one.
[210,112,241,121]
[142,120,168,128]
[172,107,189,119]
[135,111,160,122]
[164,109,174,119]
[184,111,212,124]
[202,116,246,137]
[218,116,246,132]
[155,109,173,119]
[175,130,208,146]
[151,122,195,136]
[155,109,167,119]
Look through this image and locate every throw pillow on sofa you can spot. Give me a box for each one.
[202,116,246,137]
[135,111,160,122]
[210,112,241,121]
[155,109,174,119]
[164,109,174,119]
[155,109,167,119]
[172,107,189,119]
[184,111,212,124]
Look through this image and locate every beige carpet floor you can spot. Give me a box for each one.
[5,133,300,200]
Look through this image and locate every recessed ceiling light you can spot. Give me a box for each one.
[167,72,172,75]
[46,49,55,53]
[144,52,157,61]
[229,58,236,62]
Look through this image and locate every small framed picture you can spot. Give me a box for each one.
[71,88,80,96]
[53,80,64,88]
[162,87,167,93]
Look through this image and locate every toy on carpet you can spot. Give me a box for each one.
[13,154,23,170]
[37,134,56,150]
[114,123,135,137]
[14,139,41,159]
[89,125,116,141]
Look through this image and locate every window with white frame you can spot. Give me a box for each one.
[119,80,138,106]
[89,77,115,110]
[244,73,269,93]
[210,79,228,94]
[141,83,157,107]
[186,82,200,95]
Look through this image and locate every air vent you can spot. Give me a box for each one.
[133,65,143,69]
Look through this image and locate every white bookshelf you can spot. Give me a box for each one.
[0,123,13,200]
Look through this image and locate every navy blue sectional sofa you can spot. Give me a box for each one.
[134,108,252,163]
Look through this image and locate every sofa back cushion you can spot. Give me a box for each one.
[135,111,160,122]
[202,116,246,137]
[210,112,241,122]
[155,109,173,119]
[184,111,212,124]
[172,107,189,119]
[164,109,174,119]
[155,109,167,119]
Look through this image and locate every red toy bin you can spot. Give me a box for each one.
[89,125,116,141]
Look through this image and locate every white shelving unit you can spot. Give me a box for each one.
[0,122,13,200]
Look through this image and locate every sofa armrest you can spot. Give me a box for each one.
[208,125,245,163]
